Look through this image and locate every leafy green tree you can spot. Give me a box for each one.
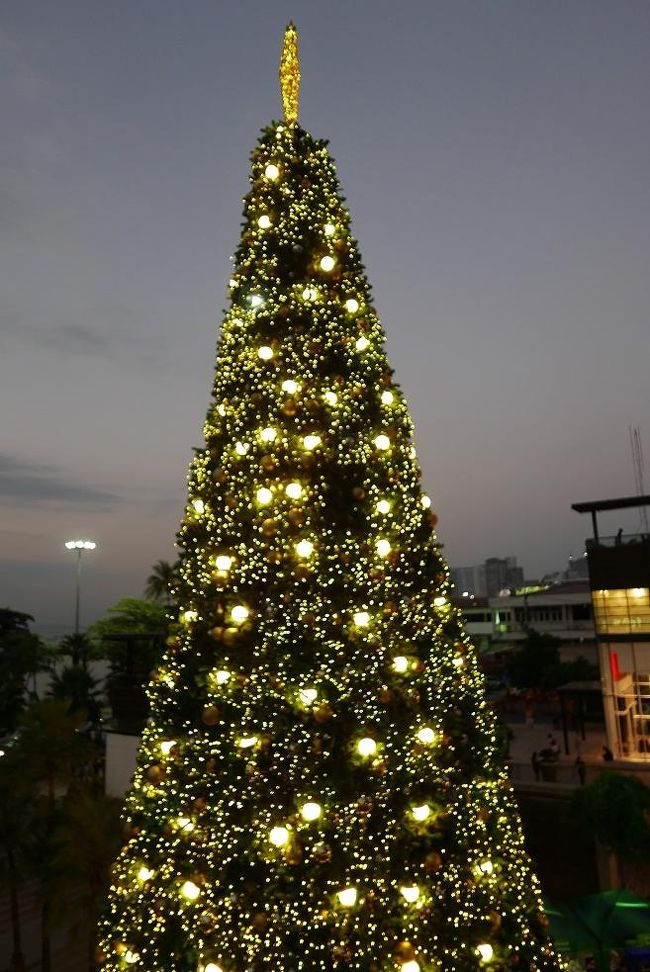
[98,27,558,972]
[57,632,98,669]
[89,598,169,731]
[48,664,103,723]
[0,607,49,731]
[52,789,123,971]
[572,771,650,887]
[144,559,180,605]
[0,746,37,972]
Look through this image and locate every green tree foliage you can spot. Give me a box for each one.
[572,771,650,885]
[52,790,123,970]
[48,664,103,723]
[144,560,180,604]
[0,699,120,972]
[0,607,49,732]
[508,630,597,691]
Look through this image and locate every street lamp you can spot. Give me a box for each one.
[64,539,97,634]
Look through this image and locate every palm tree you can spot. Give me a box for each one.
[48,664,102,723]
[143,559,179,604]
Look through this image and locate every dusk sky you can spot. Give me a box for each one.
[2,2,650,636]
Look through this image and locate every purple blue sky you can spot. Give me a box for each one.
[2,2,650,636]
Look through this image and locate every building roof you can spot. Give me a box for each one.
[572,494,650,513]
[527,581,590,598]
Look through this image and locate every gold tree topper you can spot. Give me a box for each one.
[279,22,300,124]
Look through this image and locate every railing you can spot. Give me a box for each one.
[587,533,650,549]
[509,759,650,788]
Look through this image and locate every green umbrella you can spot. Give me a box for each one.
[544,900,601,957]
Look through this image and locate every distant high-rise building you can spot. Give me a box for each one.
[451,556,523,597]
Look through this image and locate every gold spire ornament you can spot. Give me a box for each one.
[279,22,300,124]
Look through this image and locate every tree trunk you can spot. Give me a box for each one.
[41,901,52,972]
[6,848,26,971]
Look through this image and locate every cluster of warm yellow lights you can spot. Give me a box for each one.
[337,887,357,907]
[256,486,273,505]
[180,880,201,900]
[260,426,278,443]
[376,538,391,557]
[319,254,336,272]
[300,800,322,821]
[303,433,321,450]
[258,344,274,360]
[399,885,420,903]
[286,481,303,499]
[356,737,377,757]
[477,943,495,962]
[294,538,314,558]
[411,803,431,822]
[231,605,250,624]
[282,378,300,393]
[269,825,291,847]
[264,162,279,180]
[416,726,436,744]
[215,554,233,572]
[238,735,258,749]
[374,433,391,451]
[353,610,370,627]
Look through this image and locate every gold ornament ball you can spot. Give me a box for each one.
[313,703,333,723]
[261,518,277,537]
[378,687,394,704]
[424,850,443,872]
[201,706,220,726]
[352,486,366,501]
[225,494,237,509]
[209,625,224,642]
[223,627,240,646]
[394,941,416,961]
[428,511,439,528]
[213,468,228,484]
[252,912,268,932]
[261,454,277,471]
[287,508,305,528]
[146,764,165,784]
[282,399,298,416]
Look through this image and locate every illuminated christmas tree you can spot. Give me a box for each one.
[99,26,559,972]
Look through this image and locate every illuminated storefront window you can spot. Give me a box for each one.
[592,588,650,635]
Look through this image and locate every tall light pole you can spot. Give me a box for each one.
[64,539,97,634]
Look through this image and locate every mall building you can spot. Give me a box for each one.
[573,494,650,761]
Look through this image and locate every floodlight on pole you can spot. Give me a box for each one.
[64,540,97,634]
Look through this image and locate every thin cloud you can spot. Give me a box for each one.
[0,455,120,509]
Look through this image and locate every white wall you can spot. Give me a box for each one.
[105,732,141,797]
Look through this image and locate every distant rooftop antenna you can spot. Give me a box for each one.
[630,424,650,533]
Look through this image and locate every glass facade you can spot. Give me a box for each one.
[592,587,650,635]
